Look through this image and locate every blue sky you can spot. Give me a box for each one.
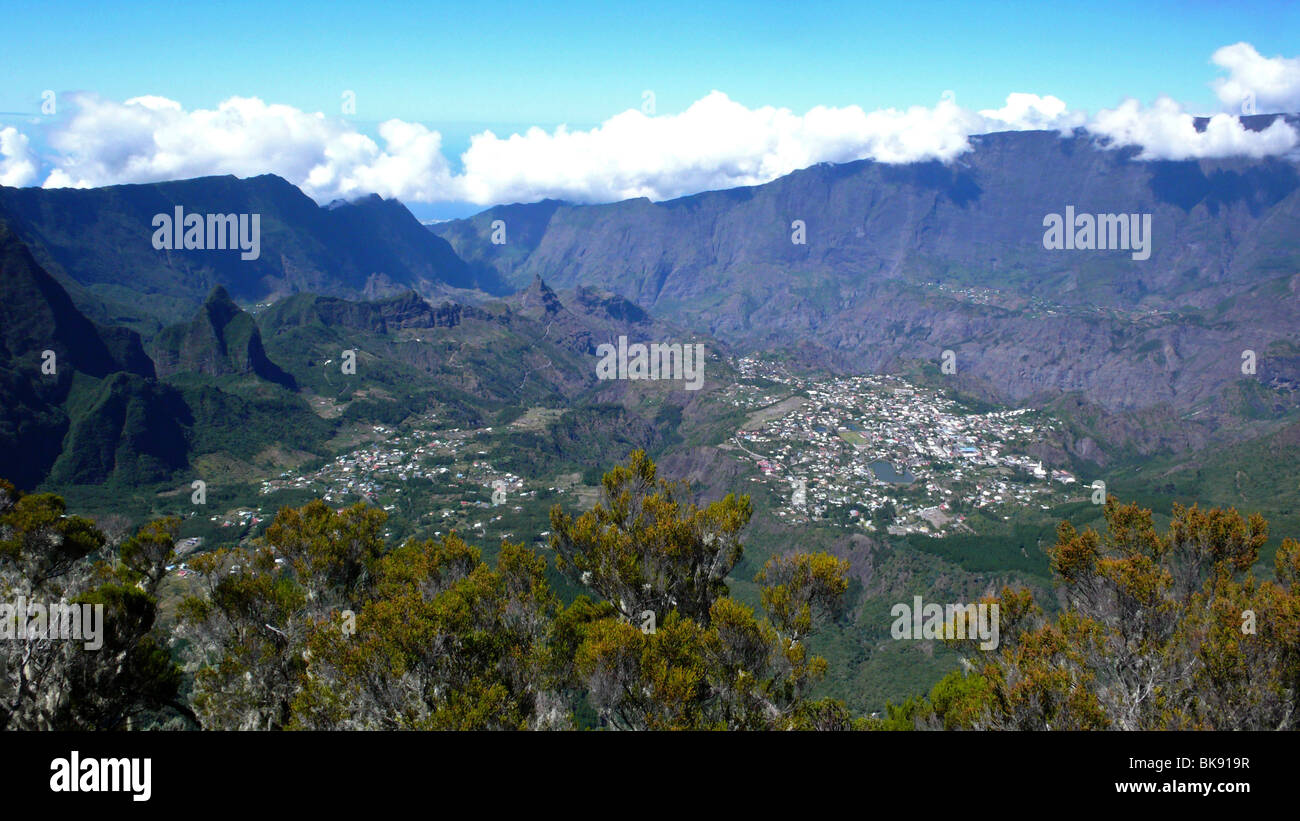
[4,0,1295,123]
[1,0,1298,218]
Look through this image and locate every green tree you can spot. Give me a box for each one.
[182,499,570,730]
[552,451,855,729]
[178,499,387,730]
[0,480,188,730]
[550,449,752,626]
[290,535,567,730]
[892,498,1300,731]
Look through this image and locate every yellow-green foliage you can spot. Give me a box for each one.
[887,497,1300,731]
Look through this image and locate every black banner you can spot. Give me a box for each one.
[2,730,1287,810]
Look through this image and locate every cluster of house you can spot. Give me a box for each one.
[729,359,1079,536]
[252,417,538,542]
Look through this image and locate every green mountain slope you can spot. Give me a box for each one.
[0,175,505,330]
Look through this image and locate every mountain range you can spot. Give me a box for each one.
[1,120,1299,493]
[431,122,1300,459]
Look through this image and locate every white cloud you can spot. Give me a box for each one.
[456,91,1102,205]
[456,91,985,204]
[1089,96,1298,160]
[39,93,456,201]
[6,42,1298,206]
[0,127,38,187]
[1211,42,1300,114]
[26,90,1012,206]
[978,93,1086,132]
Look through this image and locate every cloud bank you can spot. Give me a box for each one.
[1091,96,1298,160]
[6,43,1298,206]
[40,94,457,201]
[0,127,38,187]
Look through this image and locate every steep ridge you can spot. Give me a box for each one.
[0,220,185,488]
[0,220,154,384]
[0,174,506,329]
[150,286,296,388]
